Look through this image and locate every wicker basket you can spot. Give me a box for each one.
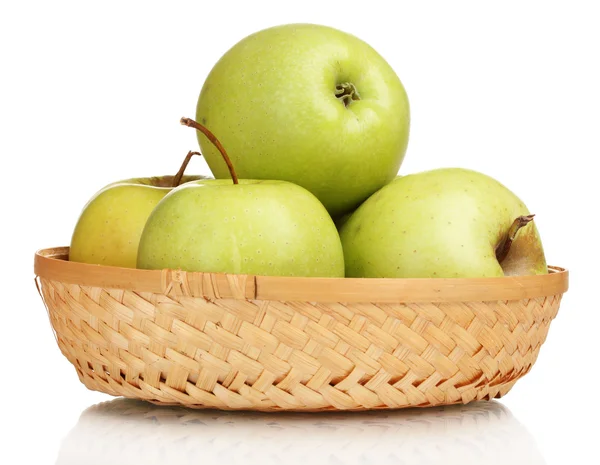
[34,246,568,411]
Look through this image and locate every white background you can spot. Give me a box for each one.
[1,1,598,463]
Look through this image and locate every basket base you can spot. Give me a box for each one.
[68,346,525,412]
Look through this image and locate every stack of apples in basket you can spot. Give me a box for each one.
[37,22,569,412]
[69,23,548,280]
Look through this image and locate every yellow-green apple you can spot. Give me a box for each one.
[340,168,547,278]
[137,118,344,277]
[194,23,410,217]
[69,152,205,268]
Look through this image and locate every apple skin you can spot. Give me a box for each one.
[69,175,203,268]
[196,23,410,217]
[340,168,547,278]
[137,179,344,277]
[333,212,353,231]
[333,175,401,230]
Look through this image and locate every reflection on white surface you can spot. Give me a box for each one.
[57,399,545,465]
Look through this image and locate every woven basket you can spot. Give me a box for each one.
[34,246,568,411]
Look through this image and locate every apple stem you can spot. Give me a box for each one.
[335,82,361,107]
[180,117,239,184]
[171,151,202,187]
[495,214,536,263]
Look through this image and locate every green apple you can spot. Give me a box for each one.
[194,23,410,217]
[70,155,205,268]
[340,168,547,278]
[70,174,204,268]
[137,179,344,277]
[138,117,344,277]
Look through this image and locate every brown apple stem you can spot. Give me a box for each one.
[495,214,536,263]
[180,117,239,184]
[335,82,361,107]
[171,150,202,187]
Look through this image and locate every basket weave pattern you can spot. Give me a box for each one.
[36,251,564,410]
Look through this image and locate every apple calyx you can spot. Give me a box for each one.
[335,82,361,107]
[495,214,535,263]
[180,117,239,184]
[171,151,202,187]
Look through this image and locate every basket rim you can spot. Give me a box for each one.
[34,246,568,303]
[34,247,569,303]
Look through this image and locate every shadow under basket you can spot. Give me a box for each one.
[34,247,568,412]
